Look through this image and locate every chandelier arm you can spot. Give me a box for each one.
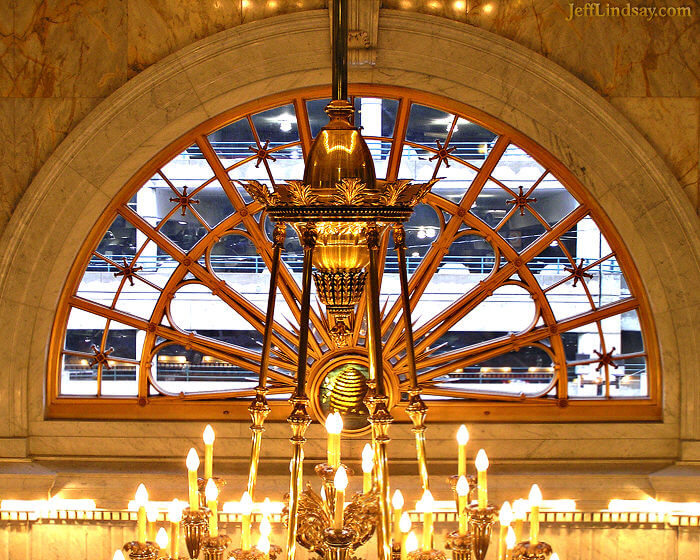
[365,224,393,560]
[246,225,286,500]
[392,225,419,392]
[257,223,286,390]
[392,224,431,490]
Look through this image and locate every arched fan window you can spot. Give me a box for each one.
[48,86,659,424]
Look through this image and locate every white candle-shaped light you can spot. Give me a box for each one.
[146,502,158,542]
[257,533,271,559]
[325,412,342,468]
[113,550,126,560]
[260,516,272,538]
[550,553,560,560]
[506,526,516,556]
[168,499,182,559]
[203,424,215,480]
[392,490,404,543]
[155,527,169,553]
[420,489,434,550]
[334,466,348,529]
[513,498,527,543]
[475,449,489,508]
[529,484,542,545]
[241,491,254,550]
[186,448,200,511]
[205,478,218,538]
[135,484,148,543]
[399,512,411,560]
[456,475,469,535]
[362,443,374,493]
[498,501,513,560]
[457,425,469,478]
[405,531,418,555]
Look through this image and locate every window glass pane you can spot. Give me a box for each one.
[208,118,256,162]
[405,103,452,145]
[251,104,299,146]
[448,118,498,164]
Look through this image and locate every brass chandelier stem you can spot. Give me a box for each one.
[246,224,286,499]
[393,225,431,491]
[365,224,393,560]
[286,224,316,559]
[331,0,348,102]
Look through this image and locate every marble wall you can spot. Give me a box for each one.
[0,1,696,239]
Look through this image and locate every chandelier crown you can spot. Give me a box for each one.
[302,99,377,204]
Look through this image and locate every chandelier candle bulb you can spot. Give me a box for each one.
[135,484,148,543]
[457,425,469,477]
[392,490,404,543]
[168,499,183,559]
[456,475,470,535]
[529,484,543,545]
[399,512,411,560]
[333,466,348,530]
[362,443,374,493]
[550,553,559,560]
[205,478,219,538]
[406,531,418,555]
[146,502,158,542]
[421,489,435,550]
[326,412,342,468]
[475,449,489,509]
[186,448,200,511]
[257,533,271,560]
[512,499,527,543]
[240,491,254,550]
[497,501,512,560]
[113,550,125,560]
[505,526,516,556]
[156,527,169,552]
[203,424,215,479]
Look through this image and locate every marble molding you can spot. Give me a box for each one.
[0,512,697,560]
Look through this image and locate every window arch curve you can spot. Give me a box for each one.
[48,85,660,423]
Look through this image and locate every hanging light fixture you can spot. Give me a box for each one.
[237,1,438,559]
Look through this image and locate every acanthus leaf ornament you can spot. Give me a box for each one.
[378,179,413,206]
[286,180,320,206]
[237,180,280,208]
[334,178,368,205]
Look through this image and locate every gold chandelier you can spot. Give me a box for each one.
[116,1,557,560]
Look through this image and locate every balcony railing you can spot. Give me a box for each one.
[87,254,622,275]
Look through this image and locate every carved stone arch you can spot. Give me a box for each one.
[0,10,697,460]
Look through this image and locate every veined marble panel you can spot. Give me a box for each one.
[14,96,101,199]
[610,96,699,213]
[382,2,699,98]
[240,0,327,24]
[14,0,127,97]
[0,99,16,232]
[127,0,243,76]
[0,0,14,97]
